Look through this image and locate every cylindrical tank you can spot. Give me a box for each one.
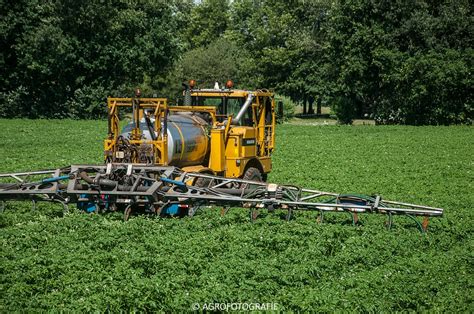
[121,113,210,167]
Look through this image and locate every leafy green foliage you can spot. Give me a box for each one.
[168,37,255,95]
[331,96,356,124]
[228,0,331,103]
[327,0,473,125]
[275,94,296,121]
[0,0,183,118]
[0,120,472,311]
[1,0,472,123]
[185,0,230,49]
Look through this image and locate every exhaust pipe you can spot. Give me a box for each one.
[232,93,254,125]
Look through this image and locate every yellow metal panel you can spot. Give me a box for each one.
[182,165,214,174]
[226,127,257,158]
[225,158,244,178]
[239,127,257,157]
[189,90,274,98]
[190,90,247,98]
[259,157,272,174]
[225,135,240,159]
[209,129,225,172]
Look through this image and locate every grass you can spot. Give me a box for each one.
[293,105,332,115]
[0,119,473,311]
[289,117,375,126]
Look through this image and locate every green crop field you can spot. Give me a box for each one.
[0,120,472,311]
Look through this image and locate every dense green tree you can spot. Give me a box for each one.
[1,0,182,118]
[185,0,230,49]
[228,0,331,112]
[228,0,298,90]
[0,0,471,124]
[160,37,255,103]
[327,0,473,124]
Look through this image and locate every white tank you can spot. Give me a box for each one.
[121,113,210,167]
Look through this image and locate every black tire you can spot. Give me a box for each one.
[243,167,263,182]
[123,205,132,221]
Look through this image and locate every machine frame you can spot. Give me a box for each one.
[104,88,276,180]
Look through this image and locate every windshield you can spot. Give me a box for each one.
[191,96,253,125]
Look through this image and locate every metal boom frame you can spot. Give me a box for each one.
[0,164,443,231]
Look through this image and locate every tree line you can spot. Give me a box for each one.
[1,0,472,124]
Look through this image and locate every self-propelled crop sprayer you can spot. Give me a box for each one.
[0,83,443,231]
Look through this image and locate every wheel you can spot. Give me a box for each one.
[192,172,215,188]
[193,177,211,188]
[243,167,263,182]
[123,205,132,221]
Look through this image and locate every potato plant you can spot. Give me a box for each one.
[0,120,472,311]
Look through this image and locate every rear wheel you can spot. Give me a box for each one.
[192,171,215,188]
[193,177,211,188]
[243,167,263,182]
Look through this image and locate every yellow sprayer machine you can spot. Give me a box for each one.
[104,80,275,182]
[0,81,443,229]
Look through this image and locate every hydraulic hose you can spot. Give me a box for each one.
[79,172,116,188]
[78,172,156,192]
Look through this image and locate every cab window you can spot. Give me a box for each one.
[191,96,253,126]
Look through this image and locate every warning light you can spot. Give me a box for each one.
[225,80,234,89]
[135,88,142,98]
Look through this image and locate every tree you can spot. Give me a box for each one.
[326,0,473,124]
[162,37,255,102]
[228,0,332,110]
[185,0,230,49]
[1,0,471,124]
[1,0,182,118]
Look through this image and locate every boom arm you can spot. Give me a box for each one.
[0,164,443,231]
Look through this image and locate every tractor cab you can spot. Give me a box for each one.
[186,80,274,126]
[186,81,252,125]
[185,80,276,180]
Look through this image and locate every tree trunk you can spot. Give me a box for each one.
[308,96,315,114]
[302,96,307,115]
[317,97,322,115]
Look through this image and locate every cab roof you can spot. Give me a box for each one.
[189,88,273,98]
